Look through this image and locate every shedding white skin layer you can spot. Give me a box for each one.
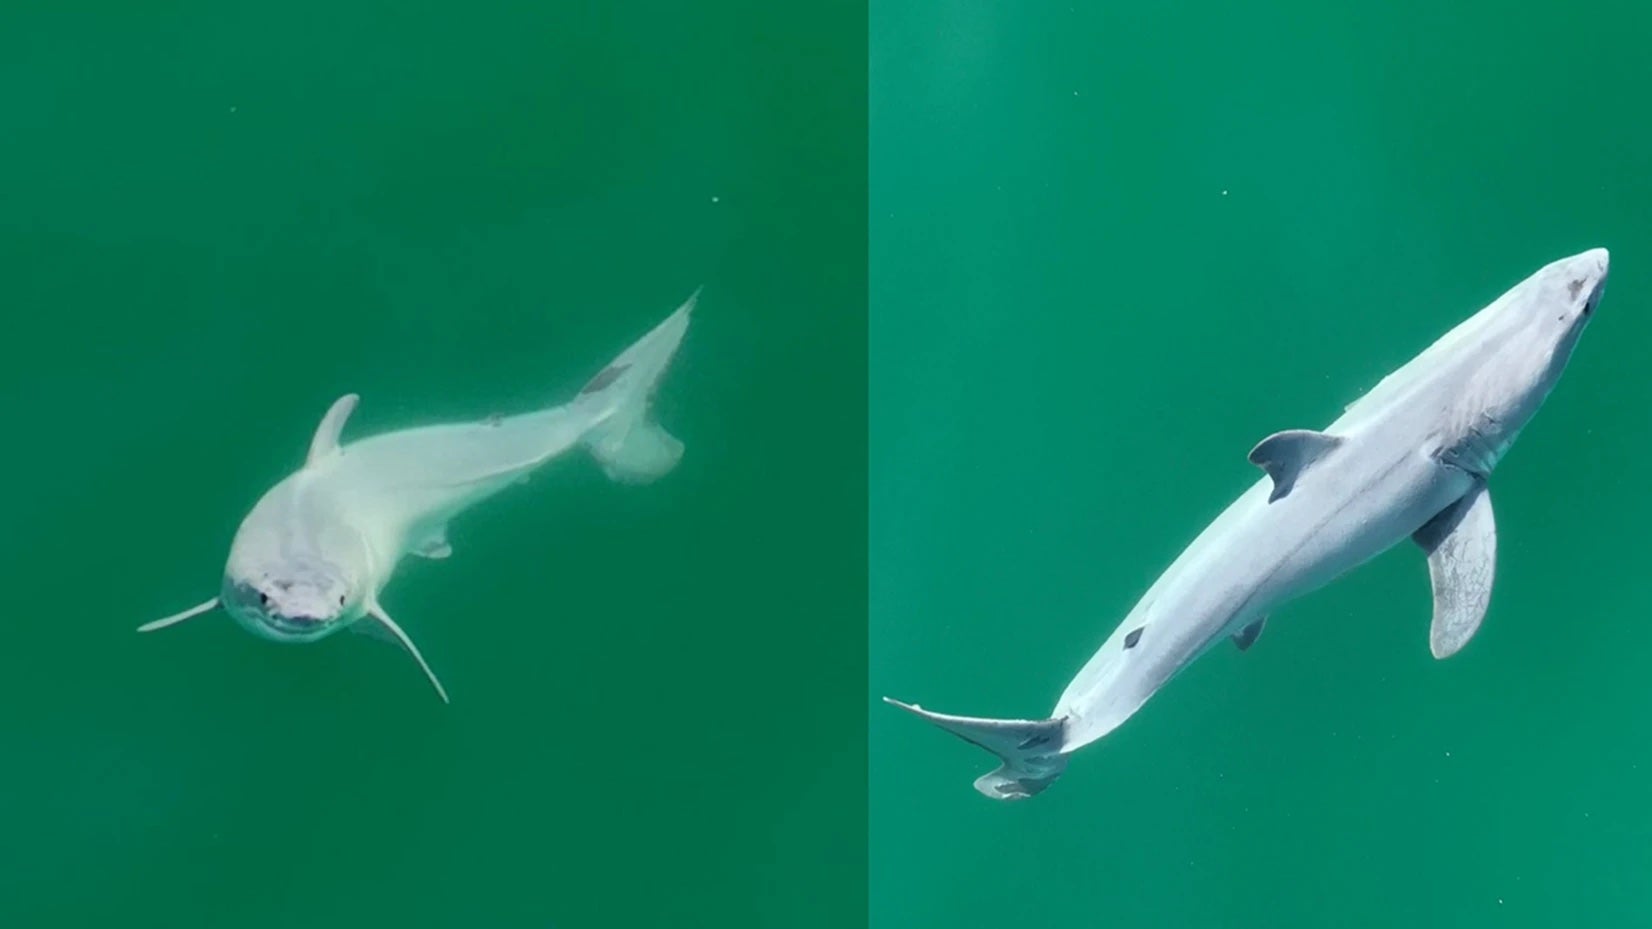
[887,249,1608,799]
[142,292,697,701]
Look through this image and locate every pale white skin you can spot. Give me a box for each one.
[142,293,696,701]
[888,249,1608,799]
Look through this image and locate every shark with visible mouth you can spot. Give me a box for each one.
[141,292,697,702]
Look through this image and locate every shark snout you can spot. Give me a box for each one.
[1547,247,1609,318]
[1582,248,1609,314]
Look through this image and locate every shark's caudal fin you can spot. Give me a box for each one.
[577,290,697,484]
[883,697,1069,800]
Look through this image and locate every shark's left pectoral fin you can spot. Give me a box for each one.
[365,601,451,703]
[138,597,220,632]
[1248,430,1343,503]
[1412,483,1496,659]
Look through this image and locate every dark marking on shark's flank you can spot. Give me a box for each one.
[1017,732,1054,750]
[484,413,504,427]
[581,362,630,395]
[1123,626,1144,649]
[1568,278,1585,300]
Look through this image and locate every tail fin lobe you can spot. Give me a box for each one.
[579,290,696,484]
[884,697,1068,800]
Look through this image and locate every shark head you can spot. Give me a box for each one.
[1516,246,1608,368]
[220,556,364,643]
[1435,247,1609,475]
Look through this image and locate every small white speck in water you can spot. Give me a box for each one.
[711,196,720,203]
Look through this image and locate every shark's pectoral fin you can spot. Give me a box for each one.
[1412,482,1496,659]
[138,597,220,632]
[365,601,451,703]
[1232,616,1267,651]
[307,394,360,466]
[1248,430,1343,503]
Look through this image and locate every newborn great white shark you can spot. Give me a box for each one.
[141,292,697,701]
[887,249,1609,799]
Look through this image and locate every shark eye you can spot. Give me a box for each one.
[338,595,346,606]
[258,592,269,606]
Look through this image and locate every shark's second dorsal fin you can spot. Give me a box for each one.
[307,394,360,466]
[1248,429,1343,503]
[1232,616,1266,651]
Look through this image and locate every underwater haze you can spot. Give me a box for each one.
[873,1,1652,927]
[0,2,865,927]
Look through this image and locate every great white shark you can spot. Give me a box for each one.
[886,249,1608,800]
[140,293,696,702]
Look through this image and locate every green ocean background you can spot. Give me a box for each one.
[872,2,1652,928]
[0,3,864,927]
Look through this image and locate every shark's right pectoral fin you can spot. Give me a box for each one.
[1412,482,1496,659]
[883,697,1068,800]
[364,601,450,703]
[1248,430,1343,503]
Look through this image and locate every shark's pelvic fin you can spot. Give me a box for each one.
[578,290,698,484]
[1412,482,1497,659]
[366,601,450,703]
[1248,429,1343,503]
[883,697,1068,800]
[307,393,360,466]
[138,597,221,632]
[412,526,452,560]
[1232,616,1267,651]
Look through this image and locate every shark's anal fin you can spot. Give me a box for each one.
[1412,482,1496,659]
[1248,430,1343,503]
[365,601,450,703]
[883,697,1068,801]
[307,394,360,466]
[138,597,220,632]
[1232,616,1267,651]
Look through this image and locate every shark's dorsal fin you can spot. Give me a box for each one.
[1248,429,1343,503]
[365,601,450,703]
[1232,616,1266,651]
[307,394,360,466]
[1412,482,1496,659]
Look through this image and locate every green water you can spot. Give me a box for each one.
[10,0,1652,924]
[0,3,864,927]
[872,2,1652,927]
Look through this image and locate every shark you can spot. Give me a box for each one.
[886,249,1608,799]
[141,292,696,702]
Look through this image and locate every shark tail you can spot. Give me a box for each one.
[578,289,697,484]
[884,697,1069,800]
